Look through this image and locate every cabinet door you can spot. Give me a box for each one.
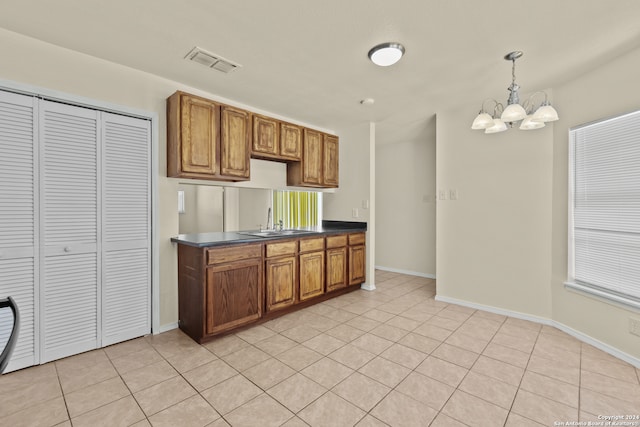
[326,247,347,292]
[206,258,262,335]
[266,256,297,312]
[280,122,302,161]
[323,134,339,187]
[349,245,366,285]
[299,251,324,301]
[252,114,279,158]
[178,94,219,176]
[302,128,323,185]
[220,105,250,179]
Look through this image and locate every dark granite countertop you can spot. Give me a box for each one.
[171,220,367,248]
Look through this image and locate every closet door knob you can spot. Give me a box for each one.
[64,246,71,253]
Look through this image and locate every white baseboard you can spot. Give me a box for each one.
[155,322,179,335]
[435,294,640,369]
[360,282,376,291]
[375,265,436,279]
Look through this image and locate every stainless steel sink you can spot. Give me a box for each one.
[238,229,314,238]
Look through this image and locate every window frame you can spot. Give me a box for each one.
[565,109,640,311]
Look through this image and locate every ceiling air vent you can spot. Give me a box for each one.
[184,46,241,73]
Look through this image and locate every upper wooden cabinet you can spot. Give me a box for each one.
[252,114,279,158]
[168,90,337,187]
[167,92,219,177]
[252,116,301,162]
[286,128,339,188]
[220,105,251,180]
[167,91,250,181]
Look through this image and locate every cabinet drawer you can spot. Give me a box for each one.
[326,234,347,249]
[299,237,324,253]
[349,233,365,246]
[207,244,262,265]
[266,240,298,258]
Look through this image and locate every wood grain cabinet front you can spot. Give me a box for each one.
[265,240,298,313]
[286,129,339,188]
[206,258,262,335]
[348,233,366,285]
[252,116,302,162]
[299,237,325,301]
[177,242,262,343]
[167,91,250,181]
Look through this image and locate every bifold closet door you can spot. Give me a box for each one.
[101,113,151,346]
[40,101,99,363]
[0,91,37,371]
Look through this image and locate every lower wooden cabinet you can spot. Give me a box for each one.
[176,230,365,342]
[206,258,262,335]
[348,233,366,285]
[300,251,325,301]
[177,242,262,343]
[349,245,366,285]
[326,247,347,292]
[265,256,297,312]
[265,240,298,313]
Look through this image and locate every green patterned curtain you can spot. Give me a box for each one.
[273,190,320,229]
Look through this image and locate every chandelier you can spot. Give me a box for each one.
[471,51,559,134]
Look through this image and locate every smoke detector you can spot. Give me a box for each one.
[184,46,241,73]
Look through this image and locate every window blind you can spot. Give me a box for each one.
[569,110,640,302]
[273,190,321,229]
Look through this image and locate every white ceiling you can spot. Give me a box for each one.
[1,0,639,144]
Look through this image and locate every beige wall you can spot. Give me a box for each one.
[0,28,366,330]
[436,104,554,318]
[550,47,640,358]
[375,118,436,277]
[437,45,640,360]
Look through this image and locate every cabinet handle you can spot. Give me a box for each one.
[64,246,71,253]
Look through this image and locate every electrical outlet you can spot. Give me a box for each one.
[630,318,640,337]
[352,208,359,218]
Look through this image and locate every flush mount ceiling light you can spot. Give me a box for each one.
[368,42,405,66]
[471,51,559,134]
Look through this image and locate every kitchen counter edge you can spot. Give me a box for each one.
[171,220,367,248]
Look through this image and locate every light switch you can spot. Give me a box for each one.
[352,208,359,218]
[362,200,370,209]
[178,190,185,214]
[449,189,458,200]
[438,190,447,200]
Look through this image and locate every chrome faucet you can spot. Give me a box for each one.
[266,207,272,231]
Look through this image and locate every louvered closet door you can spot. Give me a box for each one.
[0,91,37,372]
[40,101,99,363]
[101,113,150,346]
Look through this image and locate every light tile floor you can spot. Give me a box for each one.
[2,270,640,426]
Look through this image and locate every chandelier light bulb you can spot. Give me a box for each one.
[471,51,559,133]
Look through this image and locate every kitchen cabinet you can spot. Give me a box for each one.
[280,122,302,161]
[299,237,325,301]
[174,227,365,342]
[178,243,262,342]
[252,116,302,162]
[167,91,250,181]
[286,128,339,188]
[326,235,348,292]
[220,105,251,179]
[323,134,339,188]
[265,241,297,312]
[348,233,366,285]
